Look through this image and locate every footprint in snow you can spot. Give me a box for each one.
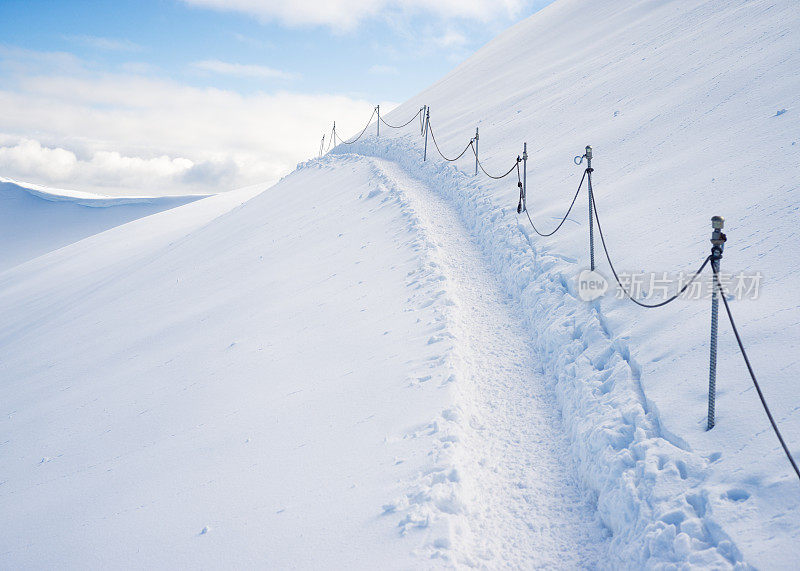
[724,489,750,502]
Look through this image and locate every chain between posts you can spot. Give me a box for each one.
[379,107,424,129]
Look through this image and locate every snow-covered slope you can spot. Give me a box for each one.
[4,161,580,567]
[341,0,800,566]
[1,0,798,568]
[0,177,207,271]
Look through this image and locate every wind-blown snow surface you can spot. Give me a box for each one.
[0,177,206,271]
[2,0,799,568]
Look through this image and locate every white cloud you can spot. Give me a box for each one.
[181,0,527,30]
[433,29,468,49]
[192,59,298,80]
[369,64,399,75]
[65,35,144,52]
[0,46,83,76]
[120,62,158,75]
[0,138,196,192]
[0,56,386,195]
[232,33,274,50]
[0,139,78,181]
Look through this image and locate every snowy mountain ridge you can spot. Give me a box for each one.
[0,177,207,272]
[0,176,211,205]
[1,0,798,568]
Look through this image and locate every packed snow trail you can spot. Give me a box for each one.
[348,144,750,567]
[368,157,609,566]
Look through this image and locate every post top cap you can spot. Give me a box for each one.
[711,216,725,229]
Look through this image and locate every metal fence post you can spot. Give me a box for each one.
[522,142,528,212]
[423,107,429,161]
[376,105,380,138]
[707,216,727,430]
[474,127,479,175]
[585,145,595,271]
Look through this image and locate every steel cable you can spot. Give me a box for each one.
[337,107,378,145]
[591,190,711,308]
[470,142,520,179]
[427,121,475,162]
[711,268,800,482]
[523,169,586,237]
[379,108,423,129]
[324,125,336,153]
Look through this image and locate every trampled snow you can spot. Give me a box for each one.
[2,0,799,568]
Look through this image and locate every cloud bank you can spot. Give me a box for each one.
[182,0,527,30]
[0,49,384,195]
[192,59,298,80]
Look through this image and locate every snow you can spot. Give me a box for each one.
[0,177,207,271]
[0,163,458,567]
[336,0,800,566]
[2,0,799,568]
[371,157,608,566]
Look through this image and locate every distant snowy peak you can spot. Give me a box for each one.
[0,177,211,272]
[0,176,211,207]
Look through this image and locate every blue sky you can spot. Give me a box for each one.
[0,0,552,195]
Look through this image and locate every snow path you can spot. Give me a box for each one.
[369,157,609,567]
[340,137,748,567]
